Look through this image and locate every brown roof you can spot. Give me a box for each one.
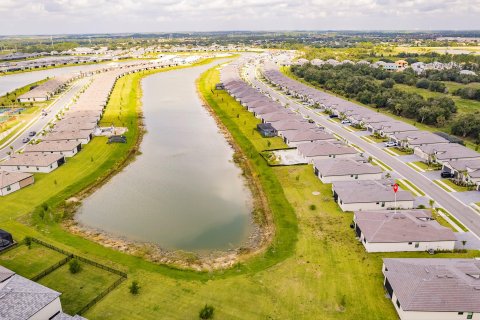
[0,171,33,188]
[383,258,480,312]
[1,153,63,167]
[24,140,81,153]
[355,210,456,243]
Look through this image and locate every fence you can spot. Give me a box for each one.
[29,237,128,315]
[77,276,127,315]
[30,255,73,282]
[0,241,20,255]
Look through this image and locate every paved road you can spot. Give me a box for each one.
[0,77,90,160]
[245,63,480,240]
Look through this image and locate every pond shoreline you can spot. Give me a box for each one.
[63,60,271,271]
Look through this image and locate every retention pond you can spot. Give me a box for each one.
[76,61,254,252]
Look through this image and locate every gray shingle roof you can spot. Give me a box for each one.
[0,268,61,320]
[383,258,480,312]
[297,141,357,157]
[355,210,456,243]
[333,179,415,203]
[283,129,334,143]
[313,158,382,177]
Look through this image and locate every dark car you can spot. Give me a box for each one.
[28,131,36,137]
[107,135,127,144]
[22,137,30,143]
[441,171,454,178]
[329,114,338,118]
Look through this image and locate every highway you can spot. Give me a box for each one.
[245,62,480,240]
[0,77,90,160]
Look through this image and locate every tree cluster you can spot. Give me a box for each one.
[292,63,457,127]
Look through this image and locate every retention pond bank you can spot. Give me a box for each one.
[76,61,254,252]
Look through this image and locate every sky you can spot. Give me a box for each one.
[0,0,480,35]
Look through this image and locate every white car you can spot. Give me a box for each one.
[384,141,397,147]
[341,120,351,125]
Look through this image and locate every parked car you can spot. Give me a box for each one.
[441,171,455,178]
[384,141,397,147]
[22,137,30,143]
[308,119,315,124]
[341,120,351,125]
[329,114,338,118]
[28,131,36,137]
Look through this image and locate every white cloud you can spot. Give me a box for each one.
[0,0,479,34]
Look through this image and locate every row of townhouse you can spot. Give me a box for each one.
[263,60,480,190]
[0,58,186,196]
[253,57,478,320]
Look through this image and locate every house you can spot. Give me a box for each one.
[313,158,382,183]
[395,60,409,70]
[389,132,449,149]
[24,140,82,158]
[442,159,480,189]
[282,129,335,147]
[367,121,418,137]
[332,179,415,211]
[0,265,86,320]
[42,130,93,145]
[0,229,14,251]
[382,258,480,320]
[0,153,65,173]
[0,171,34,196]
[270,120,317,137]
[257,123,277,137]
[297,141,358,163]
[414,143,480,164]
[353,210,456,252]
[260,111,298,123]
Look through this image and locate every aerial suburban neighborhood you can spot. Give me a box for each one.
[1,1,480,320]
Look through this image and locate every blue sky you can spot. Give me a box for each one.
[1,0,479,35]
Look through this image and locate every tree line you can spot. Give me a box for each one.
[291,63,457,127]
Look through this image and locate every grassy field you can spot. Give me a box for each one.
[395,84,480,115]
[0,243,66,279]
[0,62,478,319]
[38,262,121,315]
[409,161,440,171]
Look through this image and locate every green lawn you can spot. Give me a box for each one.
[0,243,66,279]
[395,179,426,197]
[39,262,121,315]
[434,179,470,192]
[0,61,478,320]
[409,161,440,171]
[391,147,413,156]
[431,209,457,231]
[436,208,469,232]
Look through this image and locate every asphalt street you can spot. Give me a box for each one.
[246,63,480,240]
[0,77,90,160]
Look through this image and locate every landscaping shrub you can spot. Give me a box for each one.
[199,304,215,319]
[69,259,82,274]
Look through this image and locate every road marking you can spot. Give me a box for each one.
[406,162,426,172]
[397,178,423,197]
[469,202,480,214]
[360,136,375,144]
[434,179,456,192]
[383,148,400,156]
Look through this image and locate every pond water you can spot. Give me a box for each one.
[76,61,254,251]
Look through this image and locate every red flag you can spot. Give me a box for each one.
[393,183,399,193]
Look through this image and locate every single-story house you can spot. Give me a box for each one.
[313,158,383,183]
[332,179,415,212]
[414,143,480,164]
[0,171,34,196]
[297,141,358,163]
[353,210,456,252]
[0,265,86,320]
[0,153,65,173]
[257,123,277,137]
[442,158,480,183]
[382,258,480,320]
[270,120,317,137]
[283,129,335,147]
[260,111,298,123]
[24,140,82,158]
[42,130,93,145]
[389,131,449,149]
[367,121,418,137]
